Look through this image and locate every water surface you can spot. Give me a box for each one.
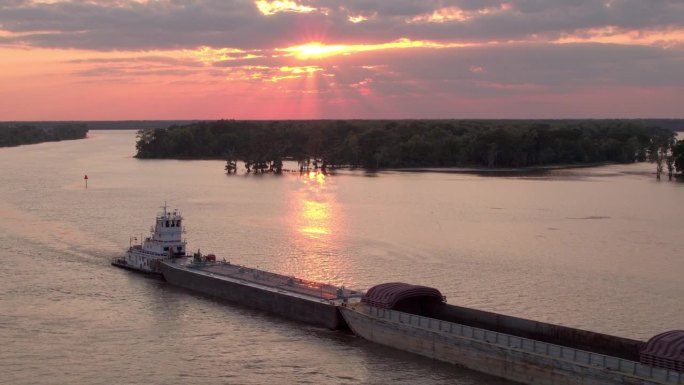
[1,130,682,384]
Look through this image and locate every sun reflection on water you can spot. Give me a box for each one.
[279,170,349,283]
[299,171,330,237]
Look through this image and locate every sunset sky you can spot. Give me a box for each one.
[1,0,683,120]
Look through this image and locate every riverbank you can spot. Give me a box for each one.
[0,123,88,148]
[135,120,677,171]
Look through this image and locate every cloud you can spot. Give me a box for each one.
[1,0,683,51]
[1,1,683,119]
[66,39,683,99]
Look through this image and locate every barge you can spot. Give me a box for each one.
[340,282,684,385]
[113,206,683,384]
[161,256,361,329]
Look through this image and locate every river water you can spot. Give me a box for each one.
[1,130,682,385]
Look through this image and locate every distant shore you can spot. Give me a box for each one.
[0,123,88,148]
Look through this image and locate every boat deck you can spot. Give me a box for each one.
[178,260,363,303]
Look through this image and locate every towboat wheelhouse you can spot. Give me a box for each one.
[112,204,187,274]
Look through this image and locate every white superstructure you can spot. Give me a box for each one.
[112,204,187,274]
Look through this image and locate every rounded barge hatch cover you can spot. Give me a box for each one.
[640,330,684,372]
[362,282,445,310]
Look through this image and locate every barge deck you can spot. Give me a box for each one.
[161,258,362,329]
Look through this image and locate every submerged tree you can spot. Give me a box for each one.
[666,155,675,180]
[672,140,684,175]
[224,149,238,174]
[225,159,238,174]
[648,131,677,180]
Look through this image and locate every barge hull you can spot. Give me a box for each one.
[111,261,163,278]
[340,306,682,385]
[161,261,346,329]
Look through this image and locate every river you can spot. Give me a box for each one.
[1,130,682,384]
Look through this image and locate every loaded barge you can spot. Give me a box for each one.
[113,206,683,384]
[340,283,683,385]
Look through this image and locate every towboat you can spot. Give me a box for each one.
[111,203,186,276]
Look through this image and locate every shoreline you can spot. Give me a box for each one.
[134,156,667,176]
[384,162,620,174]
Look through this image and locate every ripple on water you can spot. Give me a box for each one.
[1,132,682,384]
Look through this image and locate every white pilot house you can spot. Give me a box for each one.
[112,204,186,273]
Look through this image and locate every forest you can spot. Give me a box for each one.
[135,120,681,175]
[0,123,89,147]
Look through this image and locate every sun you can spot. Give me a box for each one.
[279,39,469,60]
[284,42,348,59]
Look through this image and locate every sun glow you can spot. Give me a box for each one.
[286,43,348,58]
[555,27,684,47]
[187,46,259,64]
[409,3,512,23]
[280,39,469,59]
[409,7,469,23]
[255,0,316,16]
[301,200,330,235]
[277,170,349,284]
[294,171,331,237]
[348,14,368,23]
[307,170,326,183]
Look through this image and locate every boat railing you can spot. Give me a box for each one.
[367,306,683,385]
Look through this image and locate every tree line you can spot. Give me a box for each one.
[0,123,89,147]
[135,119,682,176]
